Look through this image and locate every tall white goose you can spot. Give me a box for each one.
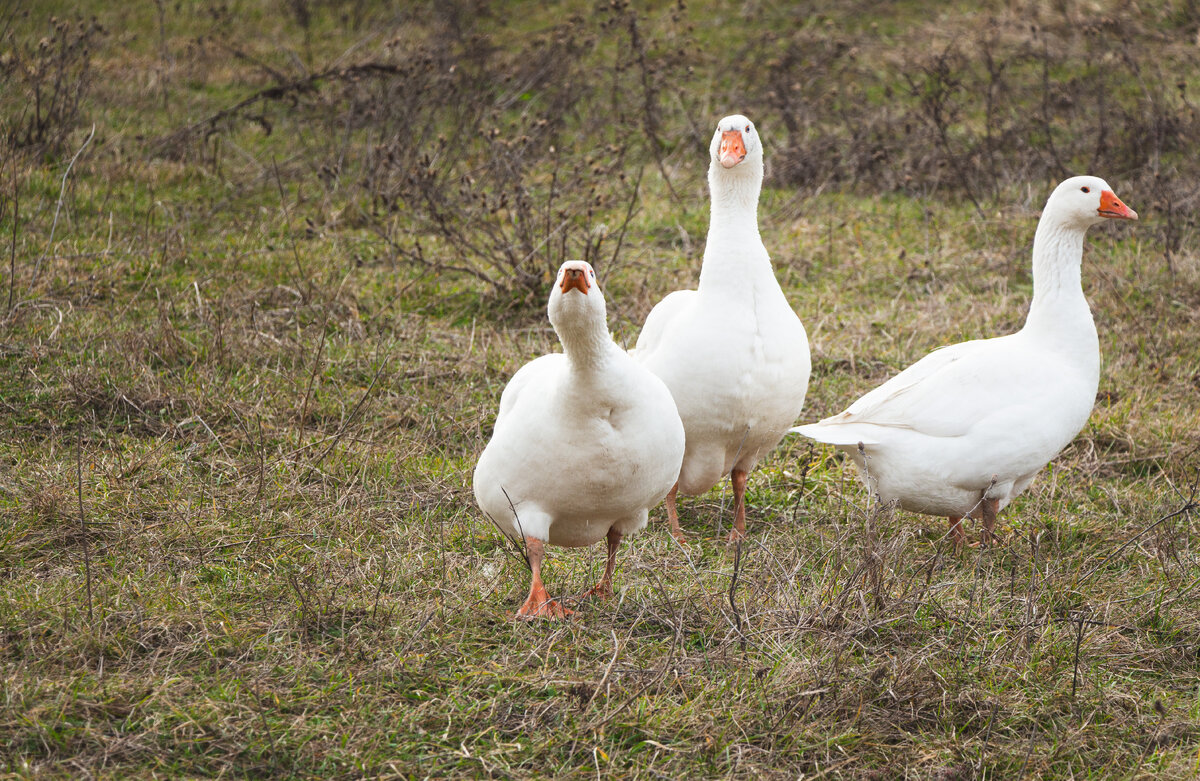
[793,176,1137,544]
[474,260,685,619]
[633,114,811,541]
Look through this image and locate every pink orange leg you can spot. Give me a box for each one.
[981,497,999,544]
[663,482,687,544]
[727,468,748,543]
[516,537,573,620]
[583,527,622,600]
[948,515,966,549]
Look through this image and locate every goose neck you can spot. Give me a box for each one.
[1023,219,1093,336]
[698,162,770,293]
[707,162,763,227]
[557,318,616,376]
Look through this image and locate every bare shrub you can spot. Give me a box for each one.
[355,15,633,294]
[150,1,694,304]
[0,13,104,156]
[764,11,1200,208]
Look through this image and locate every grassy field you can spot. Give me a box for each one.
[2,0,1200,777]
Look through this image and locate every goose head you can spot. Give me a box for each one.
[548,260,606,339]
[1025,175,1138,328]
[1043,175,1138,231]
[709,114,762,172]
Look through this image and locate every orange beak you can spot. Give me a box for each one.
[560,267,589,295]
[1098,190,1138,220]
[719,130,746,168]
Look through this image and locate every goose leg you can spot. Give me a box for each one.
[663,482,687,544]
[727,468,749,543]
[516,537,573,620]
[981,497,999,543]
[948,515,966,549]
[584,527,622,600]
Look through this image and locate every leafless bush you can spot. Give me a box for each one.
[151,1,693,303]
[764,11,1200,211]
[338,1,694,299]
[352,17,623,294]
[0,13,104,156]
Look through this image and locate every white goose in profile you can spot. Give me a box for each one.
[474,260,685,619]
[793,176,1138,544]
[633,114,811,541]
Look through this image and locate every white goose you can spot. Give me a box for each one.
[474,260,685,619]
[793,176,1137,544]
[633,114,811,541]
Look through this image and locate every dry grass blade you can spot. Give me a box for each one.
[31,123,95,287]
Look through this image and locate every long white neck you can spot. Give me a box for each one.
[554,310,616,378]
[697,159,773,294]
[1022,217,1097,351]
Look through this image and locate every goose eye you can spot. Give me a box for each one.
[745,125,751,132]
[1081,186,1090,193]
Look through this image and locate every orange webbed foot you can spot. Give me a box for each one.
[516,579,574,620]
[582,580,614,600]
[516,595,574,620]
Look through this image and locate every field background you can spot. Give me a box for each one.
[2,0,1200,777]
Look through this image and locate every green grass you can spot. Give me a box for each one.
[2,0,1199,778]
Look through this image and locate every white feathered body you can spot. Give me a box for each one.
[793,175,1131,520]
[796,325,1098,517]
[474,344,685,548]
[635,268,810,495]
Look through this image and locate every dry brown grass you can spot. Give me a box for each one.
[1,0,1199,778]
